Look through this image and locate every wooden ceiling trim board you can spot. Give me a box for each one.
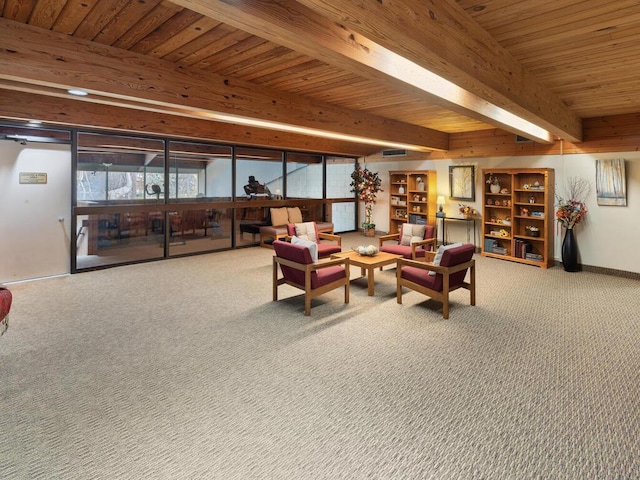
[0,89,378,156]
[173,23,239,66]
[516,30,640,66]
[239,55,318,83]
[3,0,34,23]
[146,16,220,58]
[130,8,202,55]
[93,0,162,46]
[73,0,130,41]
[113,1,184,50]
[459,0,561,28]
[190,30,254,69]
[209,37,274,72]
[28,0,66,30]
[0,18,448,151]
[222,48,305,80]
[490,1,638,43]
[51,0,98,35]
[172,0,579,143]
[293,0,582,142]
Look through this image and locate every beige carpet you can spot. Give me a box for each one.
[1,232,639,479]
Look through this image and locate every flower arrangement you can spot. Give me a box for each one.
[458,204,477,217]
[350,166,383,229]
[556,177,590,229]
[486,174,500,186]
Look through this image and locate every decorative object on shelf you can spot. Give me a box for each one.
[556,176,590,272]
[416,176,425,191]
[353,245,379,256]
[436,195,446,217]
[398,185,405,194]
[458,204,477,219]
[487,173,501,194]
[351,166,383,235]
[500,188,509,194]
[525,226,540,237]
[450,165,475,201]
[529,195,536,204]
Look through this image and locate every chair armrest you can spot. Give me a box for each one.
[411,237,436,249]
[410,237,437,259]
[274,255,349,273]
[310,256,349,271]
[318,232,341,246]
[397,257,474,275]
[378,233,400,247]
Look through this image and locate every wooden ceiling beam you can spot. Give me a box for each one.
[0,88,379,157]
[172,0,581,143]
[0,18,448,152]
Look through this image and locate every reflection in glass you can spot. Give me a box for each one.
[286,152,323,199]
[169,141,232,200]
[75,212,164,270]
[77,133,165,205]
[327,156,357,232]
[168,208,232,256]
[326,156,356,198]
[236,147,282,200]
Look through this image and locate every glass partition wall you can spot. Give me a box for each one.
[73,130,357,272]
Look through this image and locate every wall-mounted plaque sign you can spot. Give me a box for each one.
[19,172,47,184]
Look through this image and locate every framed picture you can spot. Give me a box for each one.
[596,159,626,206]
[449,165,475,201]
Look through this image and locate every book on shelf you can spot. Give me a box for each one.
[408,214,426,225]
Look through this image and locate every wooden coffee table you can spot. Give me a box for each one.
[331,251,402,296]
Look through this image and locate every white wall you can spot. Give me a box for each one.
[0,141,72,283]
[362,150,640,273]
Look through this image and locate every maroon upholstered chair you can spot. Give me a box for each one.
[396,243,475,319]
[286,222,341,259]
[0,287,12,336]
[379,223,436,261]
[273,240,350,316]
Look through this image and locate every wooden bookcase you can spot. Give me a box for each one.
[481,168,555,268]
[388,170,437,234]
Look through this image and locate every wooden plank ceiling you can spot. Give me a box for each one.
[0,0,639,155]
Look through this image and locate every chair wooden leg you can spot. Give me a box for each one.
[304,295,311,316]
[273,260,279,301]
[470,264,476,306]
[442,292,450,319]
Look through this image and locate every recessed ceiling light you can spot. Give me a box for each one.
[28,120,42,125]
[67,89,88,96]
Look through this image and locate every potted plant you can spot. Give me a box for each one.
[350,166,383,236]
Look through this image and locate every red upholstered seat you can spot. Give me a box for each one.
[272,240,350,316]
[379,224,436,260]
[286,222,342,258]
[397,243,476,319]
[0,287,12,336]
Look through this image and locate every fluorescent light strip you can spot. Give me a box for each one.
[354,34,553,143]
[192,111,429,151]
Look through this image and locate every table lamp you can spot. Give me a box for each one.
[436,195,446,217]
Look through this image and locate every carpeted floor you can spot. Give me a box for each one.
[1,232,639,479]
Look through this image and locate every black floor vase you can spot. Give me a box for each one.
[562,227,579,272]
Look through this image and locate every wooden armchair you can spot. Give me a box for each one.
[379,224,436,261]
[273,240,350,316]
[396,243,475,319]
[0,287,12,336]
[286,222,342,259]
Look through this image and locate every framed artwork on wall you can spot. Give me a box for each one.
[596,159,626,206]
[449,165,475,201]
